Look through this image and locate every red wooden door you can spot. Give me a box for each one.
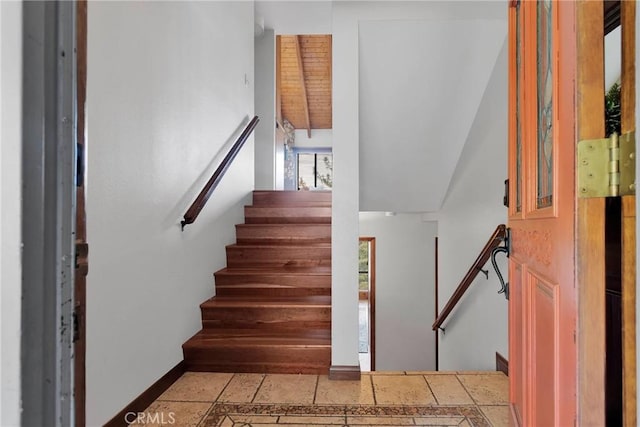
[508,1,577,425]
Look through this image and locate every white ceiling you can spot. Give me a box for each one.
[255,1,332,35]
[358,19,506,212]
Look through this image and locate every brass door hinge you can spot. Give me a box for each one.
[578,131,635,198]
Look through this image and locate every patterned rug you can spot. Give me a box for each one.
[202,402,491,426]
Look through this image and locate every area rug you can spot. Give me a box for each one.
[202,402,491,426]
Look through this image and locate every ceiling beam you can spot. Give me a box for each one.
[276,35,283,127]
[294,35,312,138]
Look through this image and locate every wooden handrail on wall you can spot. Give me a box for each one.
[432,224,507,331]
[181,116,260,229]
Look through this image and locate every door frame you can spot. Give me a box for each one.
[575,2,606,425]
[575,1,637,425]
[21,1,77,425]
[75,1,88,425]
[359,237,376,371]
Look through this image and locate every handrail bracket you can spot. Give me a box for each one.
[490,228,510,300]
[476,267,489,280]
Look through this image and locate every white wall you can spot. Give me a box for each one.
[359,213,437,370]
[605,26,621,89]
[437,39,508,370]
[358,18,505,213]
[255,29,276,190]
[331,0,506,372]
[294,129,332,148]
[331,1,361,368]
[256,1,332,35]
[0,2,22,425]
[86,2,254,424]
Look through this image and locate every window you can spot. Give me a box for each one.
[359,240,369,292]
[296,150,332,190]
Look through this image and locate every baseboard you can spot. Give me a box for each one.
[329,365,361,380]
[496,352,509,376]
[104,360,186,427]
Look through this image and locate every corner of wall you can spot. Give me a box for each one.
[1,1,23,425]
[331,1,360,367]
[436,39,509,371]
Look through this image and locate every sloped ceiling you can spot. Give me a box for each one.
[358,19,507,212]
[279,35,332,131]
[256,1,507,213]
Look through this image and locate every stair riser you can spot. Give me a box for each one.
[214,273,330,288]
[191,329,331,339]
[215,286,330,297]
[226,247,331,268]
[202,320,331,330]
[252,191,331,207]
[183,346,331,365]
[245,207,331,224]
[236,223,331,245]
[185,362,330,375]
[201,306,331,323]
[237,238,331,245]
[245,217,331,225]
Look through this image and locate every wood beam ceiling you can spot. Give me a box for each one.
[277,35,332,134]
[294,36,312,138]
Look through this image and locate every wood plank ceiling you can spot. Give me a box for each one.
[277,35,332,136]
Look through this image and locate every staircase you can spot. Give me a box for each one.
[182,190,332,374]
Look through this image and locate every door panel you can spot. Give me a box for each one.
[575,2,607,424]
[508,1,577,425]
[508,261,524,425]
[530,275,557,427]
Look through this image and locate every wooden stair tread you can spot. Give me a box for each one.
[252,191,332,207]
[236,223,331,228]
[245,209,331,215]
[202,295,331,307]
[215,283,330,289]
[194,328,331,337]
[226,243,332,249]
[215,266,331,275]
[184,330,331,347]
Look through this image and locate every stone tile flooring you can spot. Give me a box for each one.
[131,371,509,426]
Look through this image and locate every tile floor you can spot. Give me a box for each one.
[129,371,509,427]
